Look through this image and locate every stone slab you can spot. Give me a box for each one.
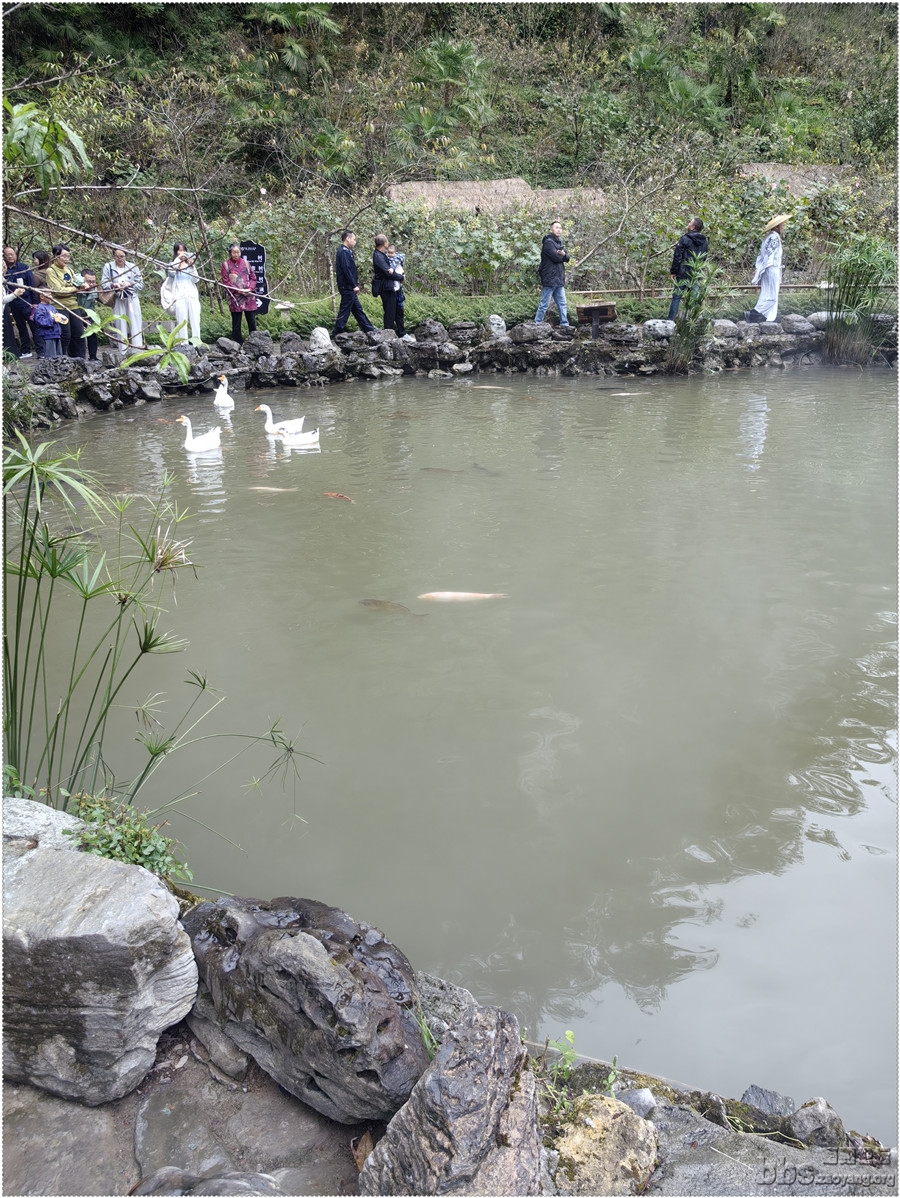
[2,1080,139,1196]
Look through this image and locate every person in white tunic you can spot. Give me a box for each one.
[101,247,144,352]
[749,214,790,322]
[163,243,202,344]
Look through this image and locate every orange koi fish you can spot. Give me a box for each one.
[323,492,353,502]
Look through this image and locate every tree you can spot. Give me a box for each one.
[3,98,91,199]
[700,2,785,124]
[401,36,492,159]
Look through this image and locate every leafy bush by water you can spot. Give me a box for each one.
[63,793,193,883]
[823,233,898,364]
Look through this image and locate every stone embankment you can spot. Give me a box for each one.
[3,798,897,1197]
[9,311,896,431]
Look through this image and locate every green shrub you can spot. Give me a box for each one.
[667,254,720,372]
[402,292,536,329]
[63,792,192,883]
[824,233,898,364]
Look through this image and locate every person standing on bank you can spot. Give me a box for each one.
[330,230,375,338]
[3,246,35,357]
[748,215,789,323]
[101,246,144,353]
[386,243,406,337]
[535,221,571,327]
[79,269,99,360]
[667,217,708,320]
[31,288,66,358]
[165,243,202,343]
[221,242,258,344]
[372,234,401,331]
[29,251,52,352]
[46,245,88,357]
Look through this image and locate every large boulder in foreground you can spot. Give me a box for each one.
[182,896,429,1124]
[2,798,197,1105]
[359,1005,543,1196]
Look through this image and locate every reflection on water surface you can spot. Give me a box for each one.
[49,367,897,1142]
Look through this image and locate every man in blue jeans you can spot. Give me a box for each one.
[535,221,571,327]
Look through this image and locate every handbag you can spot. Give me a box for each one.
[159,276,178,313]
[371,277,382,297]
[99,262,121,306]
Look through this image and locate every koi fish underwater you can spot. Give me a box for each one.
[418,592,508,601]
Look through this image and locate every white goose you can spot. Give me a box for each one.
[255,403,308,435]
[275,423,320,448]
[213,374,234,410]
[177,415,221,452]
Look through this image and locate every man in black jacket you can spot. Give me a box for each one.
[535,221,571,327]
[331,231,375,337]
[3,245,36,357]
[667,217,708,320]
[371,233,401,331]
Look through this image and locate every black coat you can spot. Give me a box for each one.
[371,250,397,296]
[538,235,569,287]
[335,244,360,293]
[670,230,708,280]
[4,259,35,308]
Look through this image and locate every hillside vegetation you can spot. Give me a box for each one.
[3,2,896,309]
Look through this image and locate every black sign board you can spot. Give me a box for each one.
[240,240,269,315]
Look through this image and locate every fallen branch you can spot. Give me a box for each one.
[12,183,240,201]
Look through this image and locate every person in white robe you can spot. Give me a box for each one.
[750,215,789,322]
[101,247,144,352]
[163,243,202,344]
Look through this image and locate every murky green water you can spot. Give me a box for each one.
[47,367,896,1141]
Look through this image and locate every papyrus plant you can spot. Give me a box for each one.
[3,434,310,817]
[824,233,897,365]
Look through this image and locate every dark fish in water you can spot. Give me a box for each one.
[360,599,427,617]
[420,467,464,474]
[473,462,502,476]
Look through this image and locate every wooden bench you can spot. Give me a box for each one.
[576,302,617,339]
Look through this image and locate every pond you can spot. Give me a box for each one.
[47,365,897,1143]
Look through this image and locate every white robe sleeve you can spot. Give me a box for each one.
[752,233,782,285]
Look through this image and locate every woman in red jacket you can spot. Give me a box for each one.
[220,242,259,344]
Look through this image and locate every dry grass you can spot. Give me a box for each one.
[737,163,855,197]
[384,178,606,214]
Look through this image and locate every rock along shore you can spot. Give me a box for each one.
[7,311,897,432]
[3,798,897,1198]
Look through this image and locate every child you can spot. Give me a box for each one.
[79,269,99,360]
[386,244,406,337]
[31,288,67,357]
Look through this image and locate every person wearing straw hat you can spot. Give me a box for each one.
[747,214,790,323]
